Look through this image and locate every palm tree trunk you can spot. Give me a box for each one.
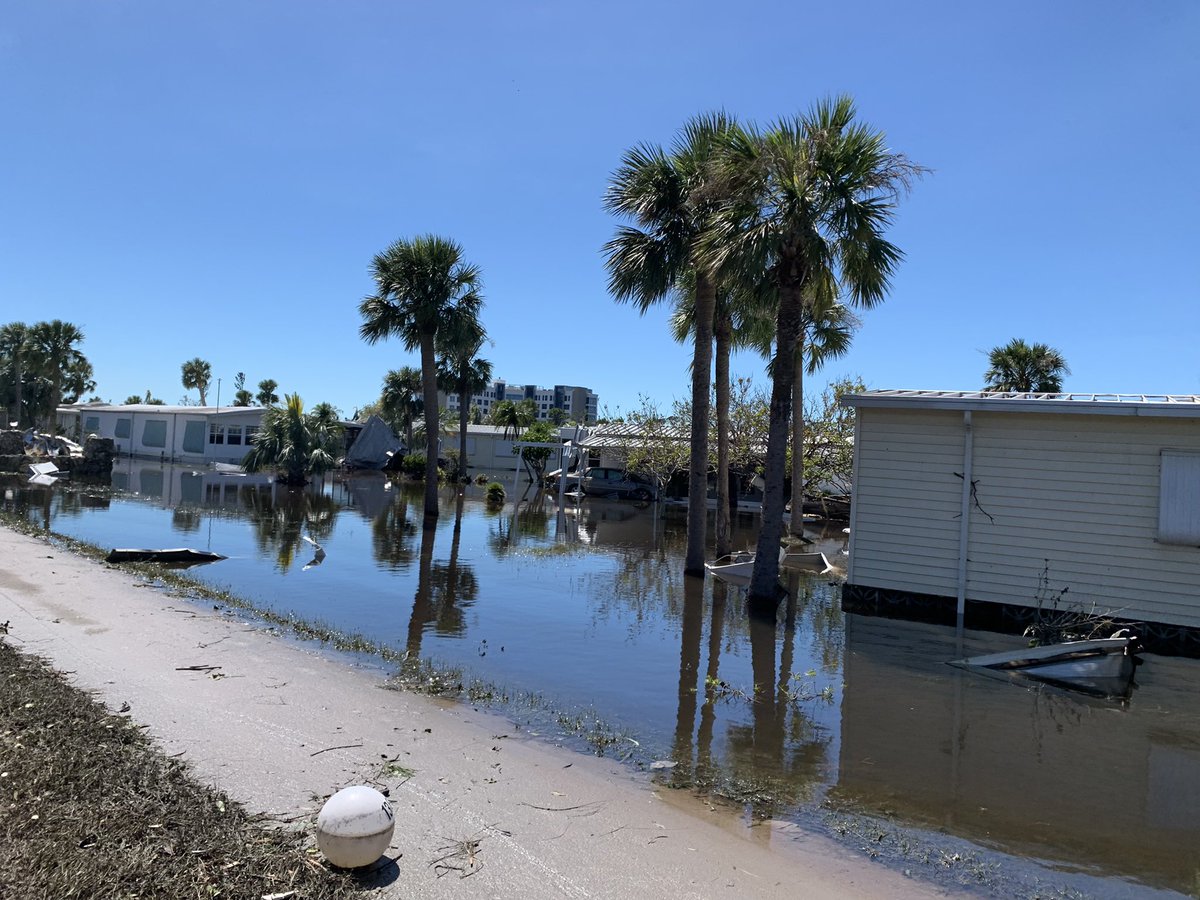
[788,334,806,537]
[748,278,803,602]
[714,313,733,558]
[685,272,717,576]
[457,377,470,480]
[12,359,23,428]
[419,333,441,523]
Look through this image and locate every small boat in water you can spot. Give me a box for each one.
[950,632,1141,695]
[105,548,228,566]
[704,550,757,586]
[779,548,833,573]
[706,545,833,585]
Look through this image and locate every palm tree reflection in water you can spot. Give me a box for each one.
[406,492,478,660]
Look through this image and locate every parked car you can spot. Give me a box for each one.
[580,466,657,501]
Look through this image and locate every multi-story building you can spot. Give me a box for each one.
[441,380,598,424]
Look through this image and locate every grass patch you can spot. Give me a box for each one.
[0,637,358,900]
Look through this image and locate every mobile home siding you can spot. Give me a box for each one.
[849,409,964,597]
[848,401,1200,630]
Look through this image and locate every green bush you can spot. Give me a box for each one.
[484,482,506,505]
[401,453,426,478]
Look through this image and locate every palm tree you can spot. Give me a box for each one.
[707,97,923,600]
[181,357,212,405]
[27,320,90,430]
[605,112,735,576]
[983,338,1070,393]
[489,399,533,439]
[360,235,484,522]
[256,379,280,407]
[380,367,423,450]
[242,393,342,486]
[436,311,492,480]
[0,322,30,427]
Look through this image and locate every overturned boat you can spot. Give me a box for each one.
[950,632,1141,696]
[105,548,228,566]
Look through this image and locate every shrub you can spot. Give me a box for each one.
[401,453,426,478]
[474,474,489,485]
[485,482,506,505]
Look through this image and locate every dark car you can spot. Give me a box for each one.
[579,466,656,501]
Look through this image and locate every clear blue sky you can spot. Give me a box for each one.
[2,2,1197,416]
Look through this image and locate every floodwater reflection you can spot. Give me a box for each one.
[1,466,1198,895]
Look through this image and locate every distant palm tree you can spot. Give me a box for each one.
[605,112,736,575]
[489,399,533,440]
[232,372,253,407]
[256,379,279,407]
[242,393,342,486]
[28,320,92,429]
[0,322,30,427]
[380,366,423,450]
[983,338,1070,393]
[437,311,492,479]
[360,235,483,522]
[181,357,212,405]
[707,97,923,600]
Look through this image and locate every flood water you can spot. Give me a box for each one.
[3,460,1199,898]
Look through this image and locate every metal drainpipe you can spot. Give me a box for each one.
[955,410,974,627]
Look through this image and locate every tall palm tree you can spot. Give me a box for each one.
[181,357,212,405]
[360,235,483,523]
[707,97,923,600]
[27,320,90,430]
[0,322,30,427]
[436,311,492,480]
[605,112,735,576]
[242,393,341,485]
[256,378,280,407]
[380,366,423,450]
[983,338,1070,393]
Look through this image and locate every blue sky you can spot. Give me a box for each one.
[2,2,1197,417]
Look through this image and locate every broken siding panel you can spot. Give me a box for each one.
[850,408,964,596]
[964,413,1200,628]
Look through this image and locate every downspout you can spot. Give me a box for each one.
[845,409,863,583]
[955,410,974,627]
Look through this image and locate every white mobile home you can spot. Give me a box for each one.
[841,391,1200,652]
[57,403,267,466]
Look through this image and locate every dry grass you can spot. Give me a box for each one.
[0,638,358,900]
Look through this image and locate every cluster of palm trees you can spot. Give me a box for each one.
[0,320,95,430]
[604,96,923,599]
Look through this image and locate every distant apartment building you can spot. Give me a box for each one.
[440,380,598,424]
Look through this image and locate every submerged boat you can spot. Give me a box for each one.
[779,548,833,573]
[706,545,833,586]
[105,548,228,565]
[950,633,1141,695]
[704,550,758,586]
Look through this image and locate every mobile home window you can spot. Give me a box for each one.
[1158,450,1200,545]
[182,420,205,454]
[142,419,167,448]
[226,425,243,446]
[245,425,259,445]
[209,424,224,445]
[115,418,131,439]
[84,415,100,433]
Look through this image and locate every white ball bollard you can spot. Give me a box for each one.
[315,785,395,869]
